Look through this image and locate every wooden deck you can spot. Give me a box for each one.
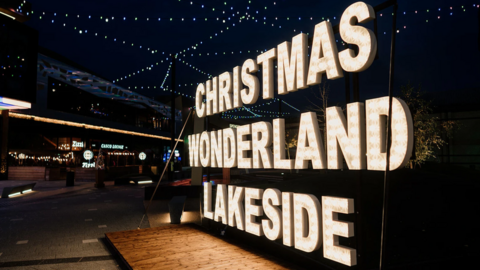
[105,224,298,270]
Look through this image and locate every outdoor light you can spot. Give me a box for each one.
[322,196,356,266]
[277,33,308,94]
[0,11,16,20]
[236,124,252,169]
[137,180,152,184]
[295,112,327,169]
[307,21,343,86]
[262,188,282,240]
[214,184,228,224]
[0,97,31,110]
[138,152,146,161]
[245,188,264,236]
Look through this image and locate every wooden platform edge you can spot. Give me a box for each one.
[104,231,133,270]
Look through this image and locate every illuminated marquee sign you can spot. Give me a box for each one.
[190,2,413,267]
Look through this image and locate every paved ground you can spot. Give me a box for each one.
[0,180,152,269]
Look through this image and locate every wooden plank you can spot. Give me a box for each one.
[105,224,299,270]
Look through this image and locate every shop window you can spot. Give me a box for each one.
[58,137,71,151]
[42,136,57,150]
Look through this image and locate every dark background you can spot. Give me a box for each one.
[21,0,480,115]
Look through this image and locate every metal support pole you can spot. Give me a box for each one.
[379,2,397,269]
[353,73,360,102]
[138,110,193,229]
[170,54,176,181]
[352,44,360,102]
[344,74,351,105]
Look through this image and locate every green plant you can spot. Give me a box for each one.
[399,84,457,168]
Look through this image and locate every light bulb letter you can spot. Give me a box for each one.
[307,21,343,86]
[214,184,228,224]
[326,103,366,170]
[252,121,273,169]
[338,2,377,72]
[322,196,356,266]
[257,48,277,100]
[228,185,245,230]
[195,83,206,118]
[237,124,252,169]
[245,187,264,236]
[273,118,294,169]
[219,71,233,112]
[294,193,322,252]
[262,188,282,241]
[277,33,308,95]
[203,182,214,219]
[241,59,259,104]
[295,112,327,169]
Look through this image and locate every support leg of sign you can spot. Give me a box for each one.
[343,43,351,105]
[352,44,360,102]
[169,54,176,182]
[352,49,364,269]
[379,1,397,270]
[137,110,193,229]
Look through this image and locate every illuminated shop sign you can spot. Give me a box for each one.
[83,150,93,160]
[139,152,146,160]
[190,2,413,267]
[72,139,84,151]
[100,144,124,150]
[82,162,95,168]
[72,141,84,148]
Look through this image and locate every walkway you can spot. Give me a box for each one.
[0,180,150,269]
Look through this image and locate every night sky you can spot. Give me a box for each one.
[25,0,480,116]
